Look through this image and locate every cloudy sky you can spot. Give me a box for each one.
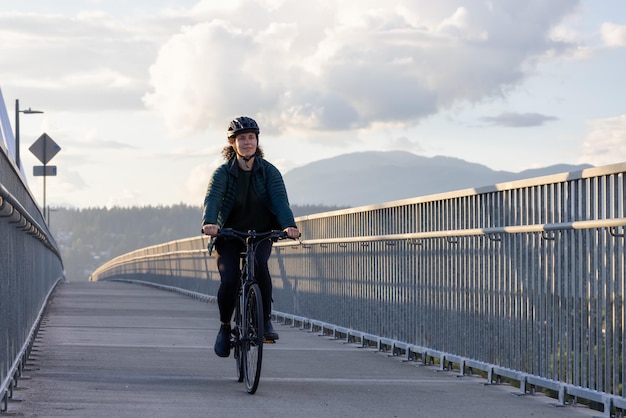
[1,0,625,209]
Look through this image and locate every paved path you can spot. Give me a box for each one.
[7,281,599,418]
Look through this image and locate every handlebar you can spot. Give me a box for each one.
[216,228,297,241]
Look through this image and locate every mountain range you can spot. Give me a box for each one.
[282,151,592,207]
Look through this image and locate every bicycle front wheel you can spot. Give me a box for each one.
[242,283,264,394]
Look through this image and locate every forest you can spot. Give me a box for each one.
[48,203,346,282]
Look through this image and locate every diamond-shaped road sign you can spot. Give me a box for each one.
[29,133,61,165]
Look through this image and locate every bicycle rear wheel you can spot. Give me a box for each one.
[242,283,264,394]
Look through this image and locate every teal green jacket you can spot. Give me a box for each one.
[202,156,296,234]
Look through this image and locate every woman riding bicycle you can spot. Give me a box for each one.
[201,116,300,358]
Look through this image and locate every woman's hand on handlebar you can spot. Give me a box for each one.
[202,223,219,237]
[283,226,300,239]
[203,225,299,239]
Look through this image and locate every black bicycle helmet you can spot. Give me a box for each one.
[227,116,260,139]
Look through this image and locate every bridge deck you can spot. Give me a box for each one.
[8,281,598,418]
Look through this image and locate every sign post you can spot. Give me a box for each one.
[29,133,61,221]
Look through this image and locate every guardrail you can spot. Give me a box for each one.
[1,148,64,412]
[90,162,625,417]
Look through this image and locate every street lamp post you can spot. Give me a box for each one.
[15,99,44,170]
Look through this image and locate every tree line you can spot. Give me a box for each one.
[48,203,347,282]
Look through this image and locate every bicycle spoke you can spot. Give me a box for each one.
[243,284,264,393]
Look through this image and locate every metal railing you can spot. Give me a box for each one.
[1,147,64,412]
[91,162,626,416]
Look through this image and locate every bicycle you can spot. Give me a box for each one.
[216,228,291,394]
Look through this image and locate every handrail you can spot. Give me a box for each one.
[0,183,60,258]
[0,175,64,412]
[296,217,626,245]
[91,217,626,279]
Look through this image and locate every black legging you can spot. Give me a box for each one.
[214,237,273,324]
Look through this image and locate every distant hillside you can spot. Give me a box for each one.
[283,151,593,207]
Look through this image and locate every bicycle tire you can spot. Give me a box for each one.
[233,296,244,382]
[242,283,264,394]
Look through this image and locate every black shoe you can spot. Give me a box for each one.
[264,319,279,341]
[214,324,231,357]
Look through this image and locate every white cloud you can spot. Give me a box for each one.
[143,0,581,138]
[185,162,218,204]
[191,0,245,15]
[0,9,159,111]
[143,20,261,135]
[601,22,626,47]
[51,168,88,192]
[106,188,145,208]
[437,7,488,41]
[580,115,626,166]
[386,136,424,153]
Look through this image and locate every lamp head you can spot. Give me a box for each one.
[21,107,44,114]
